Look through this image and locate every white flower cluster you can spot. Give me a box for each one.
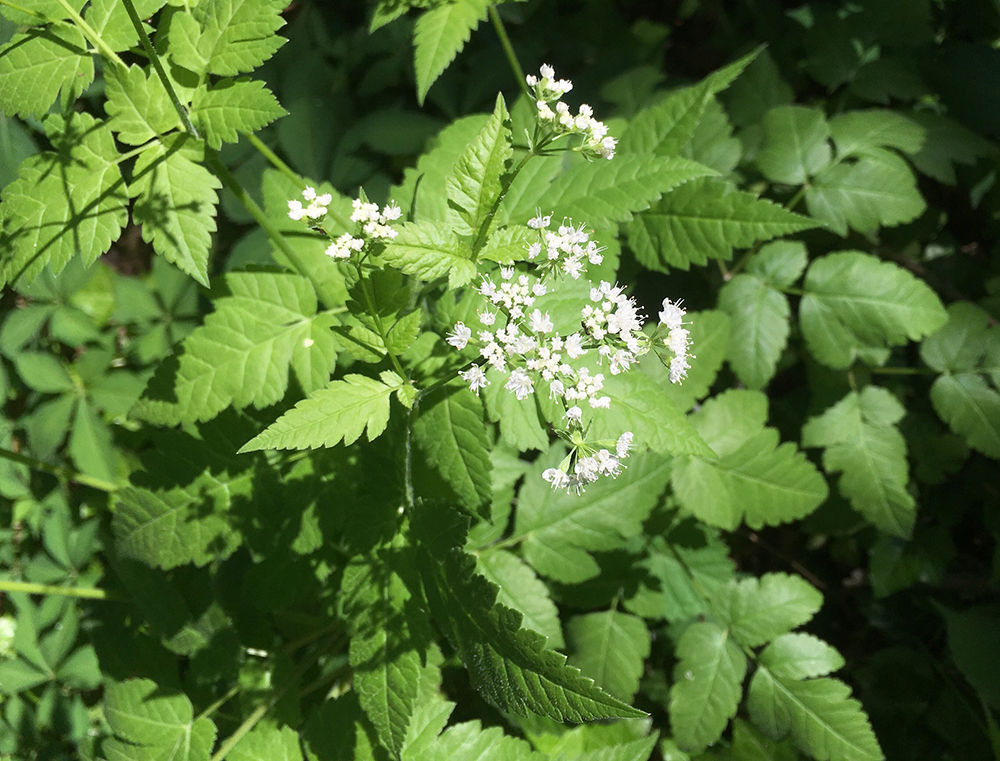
[287,186,332,221]
[527,64,617,160]
[286,189,402,261]
[447,211,691,494]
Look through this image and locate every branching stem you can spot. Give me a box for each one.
[0,446,118,492]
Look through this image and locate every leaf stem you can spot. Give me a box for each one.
[785,184,808,212]
[120,0,200,139]
[352,263,406,378]
[864,366,936,376]
[488,5,529,100]
[0,579,123,601]
[0,446,118,492]
[54,0,126,69]
[196,684,240,722]
[206,152,332,308]
[246,133,303,189]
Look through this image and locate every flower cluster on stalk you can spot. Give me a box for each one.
[449,211,692,494]
[287,188,401,260]
[526,64,617,160]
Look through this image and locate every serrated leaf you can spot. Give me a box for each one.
[759,634,845,681]
[513,447,673,583]
[191,78,287,150]
[756,106,831,184]
[545,156,714,229]
[669,621,748,752]
[626,178,819,272]
[586,372,714,457]
[802,387,915,536]
[0,25,92,119]
[747,669,883,761]
[0,113,128,288]
[413,387,492,518]
[671,390,828,530]
[105,64,178,146]
[478,549,564,649]
[920,301,994,373]
[133,271,336,425]
[412,503,646,722]
[446,93,511,238]
[104,678,217,761]
[85,0,166,53]
[930,373,1000,459]
[341,548,428,757]
[829,110,926,158]
[806,148,926,236]
[415,720,543,761]
[130,134,221,286]
[566,610,650,701]
[800,251,947,369]
[711,573,823,647]
[174,0,287,77]
[380,220,476,288]
[229,725,303,761]
[619,49,759,156]
[241,372,401,452]
[413,0,489,104]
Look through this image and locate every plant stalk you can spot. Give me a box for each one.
[0,446,118,492]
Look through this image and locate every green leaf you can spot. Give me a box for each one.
[133,271,336,425]
[586,372,715,457]
[0,25,92,119]
[85,0,166,53]
[341,547,428,757]
[669,621,748,752]
[173,0,288,77]
[191,78,287,150]
[566,610,650,701]
[103,678,217,761]
[756,106,831,184]
[380,220,477,289]
[68,397,117,483]
[241,372,403,452]
[711,573,823,647]
[414,721,543,761]
[481,370,549,452]
[413,0,489,105]
[670,390,828,530]
[446,93,512,238]
[652,309,731,412]
[905,111,998,185]
[619,49,759,156]
[805,148,926,236]
[477,549,564,649]
[130,134,221,286]
[626,178,819,272]
[829,110,926,158]
[229,725,303,761]
[930,373,1000,459]
[747,669,883,761]
[413,387,492,519]
[940,604,1000,712]
[412,503,646,722]
[0,113,128,288]
[14,352,73,393]
[920,301,995,373]
[512,447,673,583]
[802,387,915,536]
[636,532,735,623]
[718,242,807,389]
[105,64,178,146]
[759,634,845,681]
[546,156,715,229]
[799,251,947,369]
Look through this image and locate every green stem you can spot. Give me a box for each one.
[865,366,936,376]
[353,263,406,378]
[210,638,334,761]
[120,0,200,138]
[0,446,118,492]
[488,5,529,99]
[246,133,302,189]
[0,579,122,601]
[206,152,331,307]
[114,141,160,165]
[196,684,240,722]
[785,184,808,212]
[54,0,126,68]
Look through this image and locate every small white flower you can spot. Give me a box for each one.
[669,355,691,384]
[616,432,633,458]
[302,186,317,201]
[460,365,489,395]
[659,298,686,330]
[575,456,600,482]
[564,333,586,359]
[479,309,496,326]
[565,405,582,422]
[447,322,472,350]
[589,395,611,409]
[528,309,554,334]
[505,368,534,400]
[528,212,552,229]
[382,202,402,220]
[550,380,565,398]
[540,63,555,80]
[287,200,306,220]
[543,467,570,490]
[666,327,690,355]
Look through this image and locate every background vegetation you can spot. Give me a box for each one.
[0,1,998,760]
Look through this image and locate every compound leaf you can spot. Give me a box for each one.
[0,25,92,119]
[175,0,288,77]
[566,610,650,701]
[930,373,1000,459]
[756,106,831,184]
[105,64,178,146]
[413,0,489,105]
[711,573,823,648]
[380,220,476,289]
[190,78,287,150]
[759,634,845,681]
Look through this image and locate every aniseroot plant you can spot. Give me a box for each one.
[7,0,980,759]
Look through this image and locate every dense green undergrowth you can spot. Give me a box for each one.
[0,1,999,760]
